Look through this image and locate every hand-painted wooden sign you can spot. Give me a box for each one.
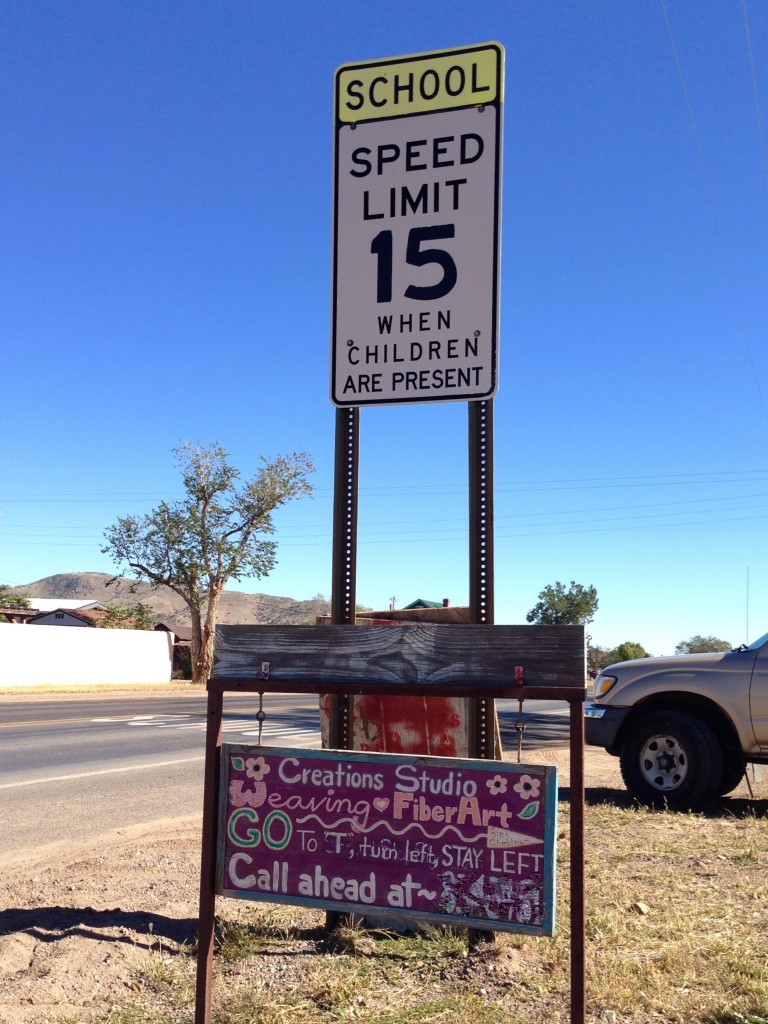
[217,745,557,935]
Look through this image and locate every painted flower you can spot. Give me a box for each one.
[486,774,508,795]
[229,779,266,809]
[245,756,270,782]
[513,775,541,800]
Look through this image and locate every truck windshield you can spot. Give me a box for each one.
[747,631,768,651]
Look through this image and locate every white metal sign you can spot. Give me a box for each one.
[331,43,504,407]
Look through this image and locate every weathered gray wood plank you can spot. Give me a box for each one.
[213,624,585,686]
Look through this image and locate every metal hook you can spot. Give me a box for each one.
[514,698,526,763]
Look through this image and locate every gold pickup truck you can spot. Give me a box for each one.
[585,632,768,808]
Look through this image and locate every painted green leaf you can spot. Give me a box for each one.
[518,801,540,820]
[231,757,245,771]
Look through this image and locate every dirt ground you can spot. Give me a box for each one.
[0,740,762,1024]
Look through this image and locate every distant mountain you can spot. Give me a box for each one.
[11,573,329,628]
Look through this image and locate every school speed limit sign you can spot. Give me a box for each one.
[331,43,504,407]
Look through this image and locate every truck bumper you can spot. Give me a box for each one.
[584,703,630,754]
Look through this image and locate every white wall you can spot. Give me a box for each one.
[0,624,174,686]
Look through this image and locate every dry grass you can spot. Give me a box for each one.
[577,802,768,1023]
[113,797,768,1024]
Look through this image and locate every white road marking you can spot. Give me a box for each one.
[90,713,316,729]
[0,756,205,790]
[109,714,321,742]
[129,715,193,726]
[1,726,321,792]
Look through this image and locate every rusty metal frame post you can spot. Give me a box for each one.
[197,677,586,1023]
[468,398,495,760]
[330,406,359,748]
[195,686,223,1024]
[569,696,587,1024]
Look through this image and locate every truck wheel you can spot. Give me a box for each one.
[619,709,724,810]
[718,753,745,796]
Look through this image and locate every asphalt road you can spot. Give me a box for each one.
[0,692,569,858]
[0,692,321,857]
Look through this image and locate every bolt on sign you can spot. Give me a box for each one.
[331,43,504,407]
[217,745,557,935]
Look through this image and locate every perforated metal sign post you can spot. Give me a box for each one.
[329,42,503,752]
[331,42,503,407]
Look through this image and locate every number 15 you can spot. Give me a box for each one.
[370,225,458,303]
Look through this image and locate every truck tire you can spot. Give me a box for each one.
[619,709,724,810]
[718,753,745,796]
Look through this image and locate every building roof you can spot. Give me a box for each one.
[357,605,470,624]
[0,607,37,622]
[402,598,445,609]
[28,607,107,626]
[154,622,193,642]
[28,599,106,613]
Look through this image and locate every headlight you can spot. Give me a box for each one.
[593,673,618,699]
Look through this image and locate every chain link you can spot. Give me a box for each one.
[256,691,266,747]
[515,699,526,763]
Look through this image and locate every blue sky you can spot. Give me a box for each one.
[2,1,768,656]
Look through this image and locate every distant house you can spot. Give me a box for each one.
[154,622,192,677]
[28,607,107,627]
[356,598,469,625]
[154,622,193,645]
[3,599,109,626]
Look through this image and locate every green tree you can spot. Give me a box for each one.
[675,634,731,655]
[0,585,30,623]
[102,442,314,685]
[0,585,29,608]
[526,580,598,626]
[607,641,649,663]
[99,602,154,630]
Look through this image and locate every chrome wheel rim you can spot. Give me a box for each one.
[639,733,688,791]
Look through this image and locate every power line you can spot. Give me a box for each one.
[5,490,768,541]
[3,468,768,505]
